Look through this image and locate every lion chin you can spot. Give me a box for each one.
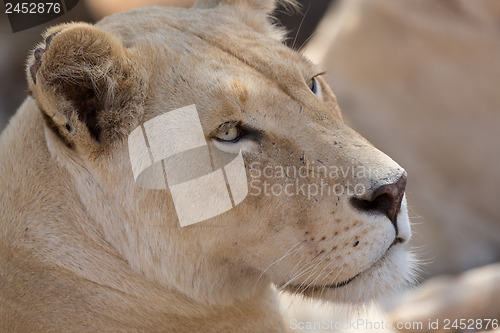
[283,245,416,306]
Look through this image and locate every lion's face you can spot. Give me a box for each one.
[29,2,413,308]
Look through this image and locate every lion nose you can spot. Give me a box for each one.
[351,172,407,237]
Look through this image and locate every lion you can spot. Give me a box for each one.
[0,0,414,331]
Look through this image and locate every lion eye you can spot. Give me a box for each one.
[309,77,317,93]
[308,75,323,97]
[309,78,317,94]
[215,124,240,142]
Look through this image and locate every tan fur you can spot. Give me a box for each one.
[0,1,413,331]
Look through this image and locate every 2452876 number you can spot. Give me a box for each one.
[443,319,498,331]
[5,2,61,14]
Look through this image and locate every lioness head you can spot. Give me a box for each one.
[27,0,413,307]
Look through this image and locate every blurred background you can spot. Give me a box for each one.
[1,0,499,331]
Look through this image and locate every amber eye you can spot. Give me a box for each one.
[215,123,240,142]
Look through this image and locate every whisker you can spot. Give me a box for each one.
[320,263,341,283]
[299,264,325,297]
[255,241,304,285]
[293,261,322,295]
[311,259,337,298]
[317,266,343,299]
[291,1,311,50]
[289,258,305,279]
[278,261,317,291]
[283,261,323,316]
[298,29,318,52]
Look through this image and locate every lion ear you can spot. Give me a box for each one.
[27,22,144,148]
[194,0,287,15]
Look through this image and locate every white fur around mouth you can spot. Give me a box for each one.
[285,239,399,292]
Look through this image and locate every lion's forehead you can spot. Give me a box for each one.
[98,7,315,89]
[97,6,337,141]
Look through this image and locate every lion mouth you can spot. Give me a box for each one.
[323,274,359,289]
[285,238,399,292]
[286,273,359,292]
